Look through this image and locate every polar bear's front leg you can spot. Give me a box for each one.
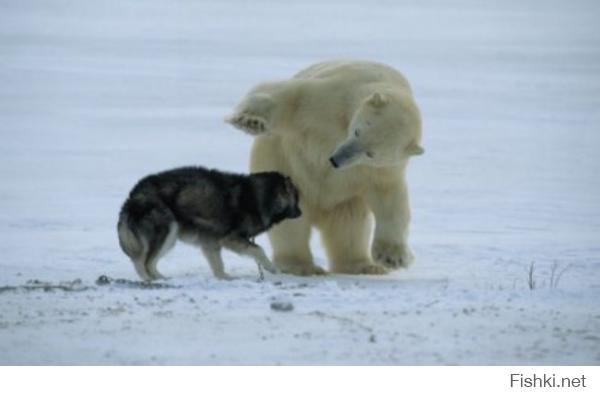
[367,179,415,269]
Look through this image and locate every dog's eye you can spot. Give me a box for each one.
[365,151,374,158]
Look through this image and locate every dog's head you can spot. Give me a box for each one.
[278,175,302,219]
[253,172,302,222]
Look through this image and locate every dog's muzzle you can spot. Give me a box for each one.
[289,206,302,218]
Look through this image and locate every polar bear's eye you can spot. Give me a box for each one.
[365,151,374,158]
[354,129,360,137]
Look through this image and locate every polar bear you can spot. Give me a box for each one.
[226,60,423,275]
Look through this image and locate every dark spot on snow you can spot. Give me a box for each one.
[0,279,90,294]
[95,275,180,290]
[96,275,111,285]
[270,301,294,312]
[0,276,181,294]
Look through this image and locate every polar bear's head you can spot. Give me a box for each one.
[329,92,424,169]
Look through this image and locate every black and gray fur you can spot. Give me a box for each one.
[117,166,301,281]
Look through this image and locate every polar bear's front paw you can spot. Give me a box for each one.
[275,259,327,276]
[356,263,389,275]
[372,240,414,269]
[331,261,388,275]
[226,113,268,135]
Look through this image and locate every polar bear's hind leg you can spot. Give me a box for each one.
[319,199,388,275]
[225,93,275,135]
[269,216,326,276]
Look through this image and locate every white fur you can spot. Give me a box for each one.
[145,222,178,279]
[133,257,152,281]
[118,219,151,280]
[227,60,423,274]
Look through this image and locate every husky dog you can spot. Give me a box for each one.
[117,166,301,281]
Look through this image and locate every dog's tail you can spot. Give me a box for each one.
[117,193,177,281]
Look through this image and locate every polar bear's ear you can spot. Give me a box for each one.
[367,92,388,108]
[406,143,425,156]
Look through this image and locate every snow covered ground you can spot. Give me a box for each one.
[1,0,599,364]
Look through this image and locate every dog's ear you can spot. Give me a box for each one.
[283,176,298,196]
[284,176,293,190]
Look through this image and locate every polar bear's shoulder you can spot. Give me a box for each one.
[293,59,410,88]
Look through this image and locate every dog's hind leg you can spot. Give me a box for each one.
[221,235,279,280]
[200,243,233,280]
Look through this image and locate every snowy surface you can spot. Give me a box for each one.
[1,0,599,364]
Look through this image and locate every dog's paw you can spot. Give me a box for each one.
[226,113,268,135]
[149,273,168,281]
[261,261,281,275]
[215,273,235,281]
[372,240,414,269]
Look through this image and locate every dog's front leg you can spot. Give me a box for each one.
[256,259,265,282]
[200,243,234,280]
[221,235,280,280]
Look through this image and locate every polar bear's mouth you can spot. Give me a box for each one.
[329,156,340,168]
[329,139,365,169]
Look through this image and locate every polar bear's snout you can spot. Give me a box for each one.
[330,139,364,169]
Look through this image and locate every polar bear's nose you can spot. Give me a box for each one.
[329,157,339,168]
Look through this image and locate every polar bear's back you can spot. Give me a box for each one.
[293,59,411,92]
